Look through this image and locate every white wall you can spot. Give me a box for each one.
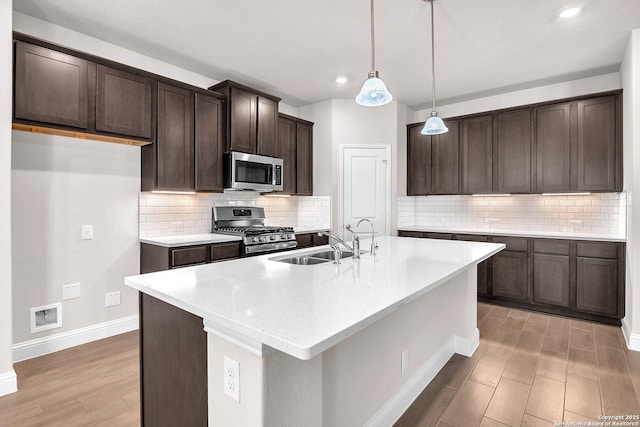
[621,29,640,345]
[0,0,16,396]
[412,72,622,122]
[299,100,405,236]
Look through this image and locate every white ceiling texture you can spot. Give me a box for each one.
[12,0,640,109]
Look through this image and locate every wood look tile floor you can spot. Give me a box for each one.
[396,304,640,427]
[1,305,639,427]
[0,331,139,426]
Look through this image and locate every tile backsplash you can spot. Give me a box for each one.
[139,192,331,238]
[398,193,626,238]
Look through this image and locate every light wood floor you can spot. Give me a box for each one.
[1,304,639,426]
[0,331,139,426]
[396,303,640,427]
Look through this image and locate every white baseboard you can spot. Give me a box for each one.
[365,330,479,427]
[13,315,139,362]
[0,370,18,397]
[622,317,640,352]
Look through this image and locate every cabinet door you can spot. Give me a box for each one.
[576,257,618,316]
[491,251,528,301]
[296,122,313,195]
[229,87,257,153]
[157,83,194,191]
[456,234,490,295]
[461,115,493,194]
[432,119,460,195]
[496,109,532,193]
[95,65,152,138]
[407,124,431,195]
[278,117,297,194]
[195,93,224,192]
[535,103,571,193]
[14,41,88,129]
[576,96,617,192]
[533,254,570,307]
[257,97,279,157]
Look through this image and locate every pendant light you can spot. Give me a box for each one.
[355,0,393,107]
[421,0,448,135]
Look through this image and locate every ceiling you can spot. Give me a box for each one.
[12,0,640,109]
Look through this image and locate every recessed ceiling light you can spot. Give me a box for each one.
[558,5,582,18]
[335,76,348,84]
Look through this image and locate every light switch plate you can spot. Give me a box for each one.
[62,283,81,300]
[81,225,93,240]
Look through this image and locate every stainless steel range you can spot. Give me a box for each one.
[212,206,297,256]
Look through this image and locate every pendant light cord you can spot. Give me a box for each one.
[430,0,437,111]
[370,0,376,71]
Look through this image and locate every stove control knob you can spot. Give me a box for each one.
[259,236,267,243]
[270,235,277,241]
[252,237,259,243]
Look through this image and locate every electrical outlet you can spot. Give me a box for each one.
[401,349,409,373]
[224,356,240,402]
[105,291,121,307]
[81,225,93,240]
[62,283,81,300]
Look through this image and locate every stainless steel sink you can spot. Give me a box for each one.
[270,249,367,265]
[277,256,329,265]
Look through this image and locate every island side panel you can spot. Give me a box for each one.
[140,293,208,426]
[322,268,477,427]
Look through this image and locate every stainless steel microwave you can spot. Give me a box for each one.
[224,151,283,192]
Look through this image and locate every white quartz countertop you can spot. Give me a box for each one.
[140,227,331,247]
[125,236,504,360]
[140,233,242,247]
[398,227,626,243]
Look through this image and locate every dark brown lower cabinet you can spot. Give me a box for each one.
[296,232,329,249]
[397,230,625,324]
[533,254,570,307]
[140,241,241,273]
[576,257,618,316]
[140,293,207,427]
[491,251,528,301]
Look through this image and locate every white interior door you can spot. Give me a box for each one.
[341,146,390,241]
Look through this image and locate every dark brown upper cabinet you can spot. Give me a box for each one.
[278,116,297,194]
[535,102,572,193]
[407,123,432,196]
[14,41,89,129]
[95,65,152,139]
[495,109,532,193]
[277,113,314,196]
[296,120,313,196]
[461,115,493,194]
[208,80,281,156]
[155,83,194,191]
[576,96,619,192]
[195,93,225,192]
[432,120,460,195]
[535,95,620,193]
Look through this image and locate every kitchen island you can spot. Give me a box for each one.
[125,236,504,426]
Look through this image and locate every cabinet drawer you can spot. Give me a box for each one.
[492,236,528,252]
[426,233,453,240]
[211,242,241,261]
[456,234,489,242]
[398,231,425,238]
[576,243,618,259]
[297,233,313,248]
[312,233,329,246]
[171,246,208,267]
[534,239,570,255]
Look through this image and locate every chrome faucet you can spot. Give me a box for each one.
[345,225,360,259]
[357,218,378,255]
[317,229,359,264]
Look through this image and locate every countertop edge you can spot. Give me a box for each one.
[397,227,626,243]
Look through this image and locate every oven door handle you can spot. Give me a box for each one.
[245,241,297,255]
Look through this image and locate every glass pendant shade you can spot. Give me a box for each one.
[356,71,393,107]
[421,111,449,135]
